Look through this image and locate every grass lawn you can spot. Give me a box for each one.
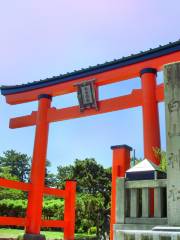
[0,228,95,239]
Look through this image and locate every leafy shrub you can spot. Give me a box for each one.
[88,226,97,235]
[77,227,84,233]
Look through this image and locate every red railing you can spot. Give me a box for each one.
[0,177,76,239]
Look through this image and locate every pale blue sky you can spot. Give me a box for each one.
[0,1,179,172]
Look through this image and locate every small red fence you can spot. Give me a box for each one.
[0,177,76,239]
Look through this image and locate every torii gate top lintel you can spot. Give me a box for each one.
[1,40,180,105]
[0,40,180,135]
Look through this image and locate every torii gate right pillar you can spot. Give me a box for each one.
[141,68,161,217]
[140,68,161,164]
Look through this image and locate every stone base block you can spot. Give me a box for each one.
[23,234,46,240]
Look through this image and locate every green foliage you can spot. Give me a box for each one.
[43,199,64,220]
[0,166,25,200]
[0,198,64,220]
[0,199,27,217]
[0,150,30,182]
[0,150,111,238]
[45,160,57,188]
[56,165,73,188]
[67,158,111,238]
[0,147,169,238]
[153,147,168,172]
[88,226,97,235]
[77,227,84,234]
[72,159,111,196]
[0,166,18,180]
[0,187,24,201]
[76,194,99,232]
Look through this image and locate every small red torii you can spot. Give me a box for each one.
[1,40,180,240]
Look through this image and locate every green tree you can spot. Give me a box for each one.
[45,160,57,187]
[72,158,111,195]
[56,165,73,188]
[0,150,31,182]
[45,172,57,187]
[57,158,111,238]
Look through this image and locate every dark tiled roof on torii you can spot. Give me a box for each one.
[1,40,180,96]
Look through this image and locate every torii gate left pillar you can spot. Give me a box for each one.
[25,94,52,239]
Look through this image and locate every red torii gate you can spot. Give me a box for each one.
[1,40,180,240]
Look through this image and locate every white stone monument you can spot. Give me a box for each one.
[164,61,180,226]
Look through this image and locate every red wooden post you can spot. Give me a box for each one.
[64,180,77,240]
[25,94,52,237]
[140,68,160,164]
[141,68,161,217]
[110,145,132,240]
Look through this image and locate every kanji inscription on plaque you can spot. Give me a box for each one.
[74,79,98,112]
